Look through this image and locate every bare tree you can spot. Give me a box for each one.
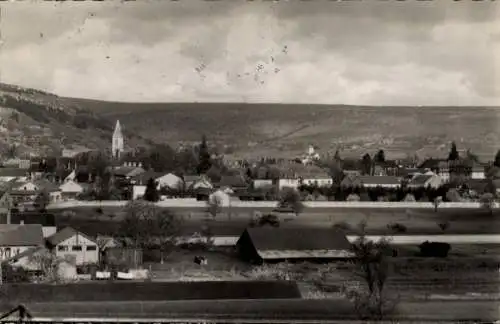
[119,201,182,251]
[278,187,304,216]
[343,221,398,320]
[206,194,223,219]
[433,196,442,213]
[28,249,68,283]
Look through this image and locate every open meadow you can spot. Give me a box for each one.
[53,205,500,236]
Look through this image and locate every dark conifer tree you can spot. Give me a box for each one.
[374,149,386,164]
[196,135,212,175]
[144,178,160,202]
[494,150,500,168]
[448,141,459,161]
[361,153,372,175]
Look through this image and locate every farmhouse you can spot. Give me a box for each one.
[46,227,99,265]
[236,228,354,265]
[0,224,44,261]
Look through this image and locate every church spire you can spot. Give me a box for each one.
[113,120,123,138]
[112,120,124,159]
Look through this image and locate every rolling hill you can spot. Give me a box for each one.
[0,83,148,157]
[0,82,499,160]
[67,98,500,161]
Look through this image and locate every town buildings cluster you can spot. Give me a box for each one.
[1,120,500,283]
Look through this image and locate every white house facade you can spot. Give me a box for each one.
[277,178,300,190]
[47,228,99,265]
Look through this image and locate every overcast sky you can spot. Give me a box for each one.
[0,1,499,105]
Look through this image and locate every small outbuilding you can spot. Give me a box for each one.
[236,227,355,265]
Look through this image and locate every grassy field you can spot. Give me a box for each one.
[54,205,500,236]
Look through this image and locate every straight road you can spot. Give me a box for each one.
[8,299,500,322]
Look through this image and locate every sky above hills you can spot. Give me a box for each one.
[0,1,499,106]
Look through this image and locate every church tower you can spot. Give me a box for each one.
[112,120,124,159]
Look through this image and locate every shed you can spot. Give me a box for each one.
[236,228,354,265]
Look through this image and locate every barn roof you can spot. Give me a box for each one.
[241,227,354,260]
[0,224,44,247]
[46,227,96,246]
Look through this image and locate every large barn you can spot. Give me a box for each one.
[236,227,355,265]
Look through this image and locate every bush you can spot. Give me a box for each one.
[346,194,361,202]
[446,189,463,202]
[418,241,451,258]
[95,207,103,214]
[438,221,450,232]
[332,221,352,232]
[258,214,280,227]
[387,222,407,234]
[61,210,76,220]
[1,264,31,283]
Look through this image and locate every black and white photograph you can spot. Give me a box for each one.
[0,0,499,322]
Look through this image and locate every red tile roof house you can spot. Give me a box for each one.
[0,224,44,262]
